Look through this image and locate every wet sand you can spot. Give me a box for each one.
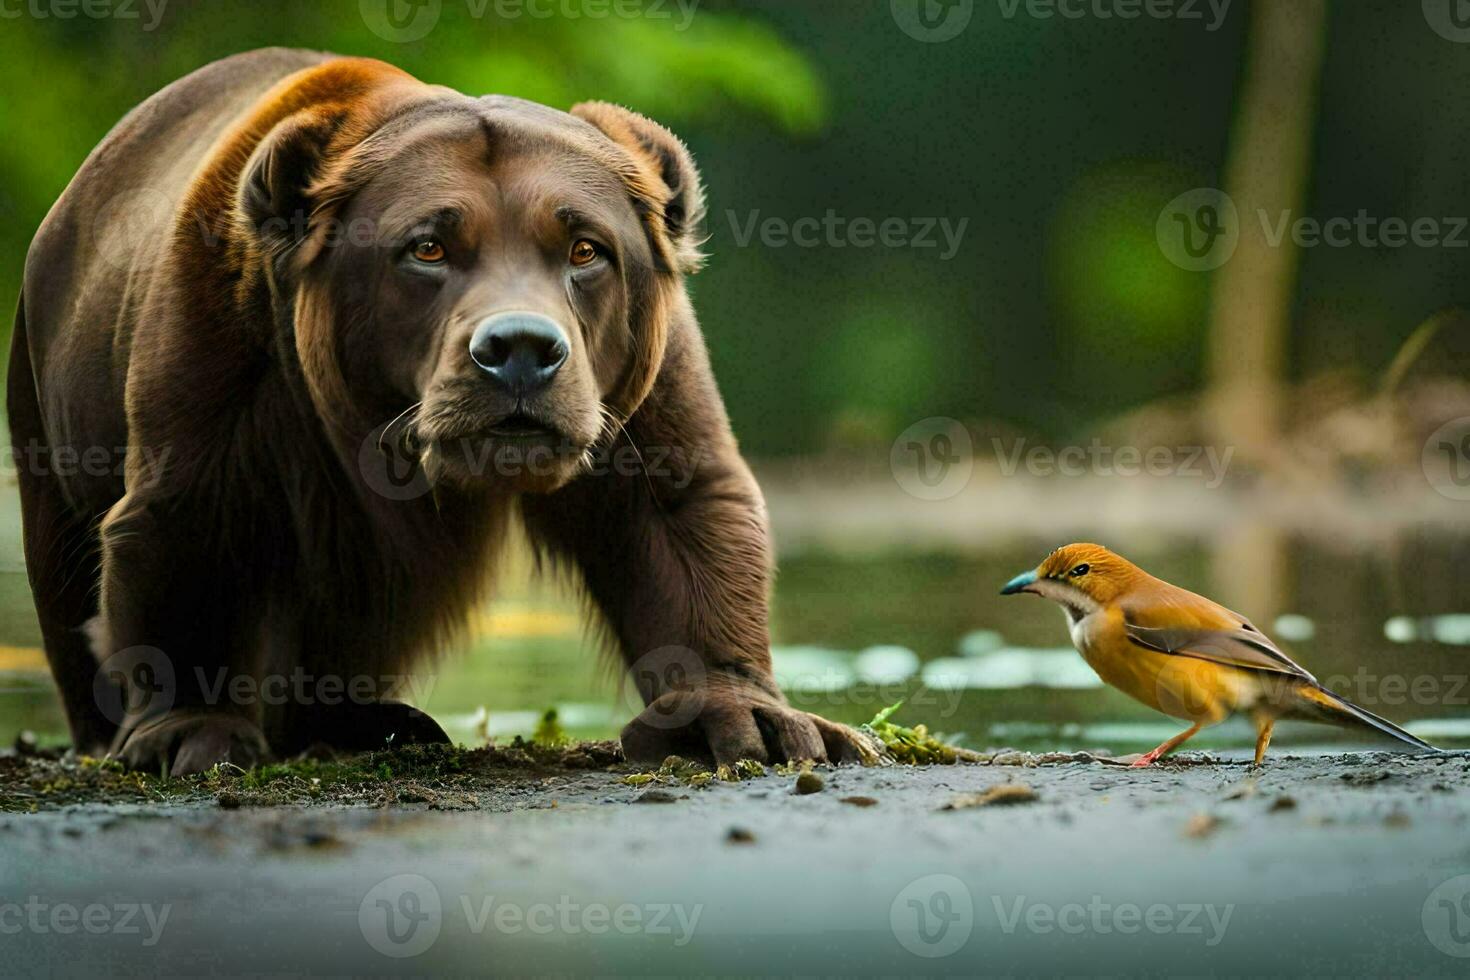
[3,747,1469,976]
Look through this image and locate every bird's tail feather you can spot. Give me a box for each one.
[1294,684,1437,752]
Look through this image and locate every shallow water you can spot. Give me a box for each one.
[1,483,1466,756]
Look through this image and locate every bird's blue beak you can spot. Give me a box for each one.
[999,569,1038,595]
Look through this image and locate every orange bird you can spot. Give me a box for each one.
[1000,543,1437,766]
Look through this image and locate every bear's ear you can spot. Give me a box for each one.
[570,101,707,273]
[238,110,344,259]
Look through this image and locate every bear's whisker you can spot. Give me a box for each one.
[378,400,423,456]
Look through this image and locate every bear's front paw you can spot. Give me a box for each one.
[114,710,268,776]
[620,677,878,767]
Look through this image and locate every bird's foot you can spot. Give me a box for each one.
[1130,750,1161,768]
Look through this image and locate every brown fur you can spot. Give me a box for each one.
[11,49,866,774]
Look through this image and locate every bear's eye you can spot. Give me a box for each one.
[411,239,446,264]
[569,239,601,267]
[1070,564,1090,577]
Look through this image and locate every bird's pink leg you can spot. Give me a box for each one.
[1130,721,1204,768]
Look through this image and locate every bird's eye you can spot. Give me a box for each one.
[1070,564,1090,577]
[569,239,601,267]
[411,239,446,264]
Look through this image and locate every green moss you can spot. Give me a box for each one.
[733,759,766,779]
[711,759,767,782]
[0,740,567,811]
[532,708,570,748]
[621,755,720,789]
[862,699,985,765]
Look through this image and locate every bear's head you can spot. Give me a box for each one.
[237,73,705,496]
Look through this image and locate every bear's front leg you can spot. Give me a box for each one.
[96,492,269,775]
[525,449,875,766]
[522,344,877,767]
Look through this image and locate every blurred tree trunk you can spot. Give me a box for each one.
[1207,0,1329,461]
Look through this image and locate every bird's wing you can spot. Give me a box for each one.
[1122,597,1317,682]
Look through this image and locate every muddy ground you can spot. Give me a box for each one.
[3,743,1470,976]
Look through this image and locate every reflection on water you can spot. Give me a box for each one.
[1,482,1467,755]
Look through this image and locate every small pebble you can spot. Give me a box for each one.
[1184,813,1221,838]
[1222,780,1258,801]
[794,772,825,795]
[726,826,755,844]
[940,783,1038,810]
[633,789,679,804]
[839,796,878,807]
[1340,769,1390,786]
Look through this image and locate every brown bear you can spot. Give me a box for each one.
[10,48,868,774]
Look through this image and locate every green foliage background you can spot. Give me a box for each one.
[1,0,1467,454]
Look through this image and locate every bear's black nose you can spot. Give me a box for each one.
[469,313,569,395]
